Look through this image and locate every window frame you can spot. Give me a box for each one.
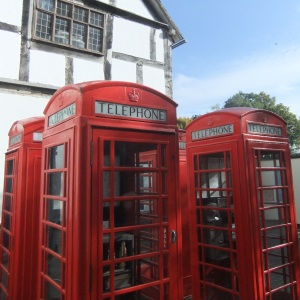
[33,0,106,55]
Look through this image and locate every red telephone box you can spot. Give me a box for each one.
[0,117,44,300]
[179,130,192,298]
[39,81,183,300]
[185,108,300,300]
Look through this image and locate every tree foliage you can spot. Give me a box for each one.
[223,92,300,152]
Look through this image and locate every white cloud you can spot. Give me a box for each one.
[174,45,300,118]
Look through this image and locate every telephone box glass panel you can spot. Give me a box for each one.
[99,137,171,299]
[0,159,15,298]
[41,143,67,299]
[193,151,239,299]
[255,150,297,298]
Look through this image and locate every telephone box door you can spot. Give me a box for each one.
[91,129,180,299]
[247,141,300,299]
[188,142,243,300]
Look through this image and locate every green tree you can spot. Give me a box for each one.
[177,116,193,129]
[223,92,300,153]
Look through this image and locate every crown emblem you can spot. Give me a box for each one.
[208,117,213,126]
[128,88,140,102]
[263,115,268,123]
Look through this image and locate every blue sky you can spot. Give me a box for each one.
[161,0,300,118]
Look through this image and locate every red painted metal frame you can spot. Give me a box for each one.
[0,117,44,300]
[39,81,183,300]
[185,107,300,300]
[178,130,192,297]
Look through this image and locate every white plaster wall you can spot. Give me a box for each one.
[115,0,154,20]
[29,50,65,87]
[143,65,165,94]
[0,31,21,80]
[0,92,49,215]
[111,59,136,83]
[113,18,150,60]
[0,0,23,26]
[291,158,300,224]
[73,57,104,83]
[155,29,165,63]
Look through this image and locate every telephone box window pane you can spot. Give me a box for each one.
[6,161,13,175]
[54,18,70,45]
[263,207,288,226]
[0,269,8,288]
[56,1,72,17]
[115,142,157,168]
[3,196,11,212]
[161,145,167,167]
[38,0,55,12]
[103,172,110,198]
[1,251,9,269]
[267,247,289,269]
[270,266,290,290]
[49,145,64,169]
[261,170,282,187]
[47,199,63,225]
[35,12,53,40]
[47,253,62,284]
[114,199,159,227]
[1,232,10,250]
[2,215,11,231]
[47,226,62,255]
[260,152,282,168]
[104,141,110,166]
[48,172,63,196]
[263,189,284,205]
[45,281,61,299]
[5,179,12,194]
[72,23,86,48]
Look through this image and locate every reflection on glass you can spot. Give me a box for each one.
[1,251,9,269]
[104,141,110,166]
[4,196,12,212]
[3,214,11,231]
[47,226,62,255]
[113,199,159,227]
[1,269,8,288]
[38,0,55,12]
[47,253,62,284]
[49,145,64,169]
[2,232,10,249]
[5,178,12,193]
[48,172,63,196]
[270,267,290,290]
[260,152,282,168]
[45,280,61,299]
[6,160,13,175]
[103,171,110,198]
[115,142,157,168]
[47,199,63,225]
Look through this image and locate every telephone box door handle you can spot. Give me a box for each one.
[171,230,177,243]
